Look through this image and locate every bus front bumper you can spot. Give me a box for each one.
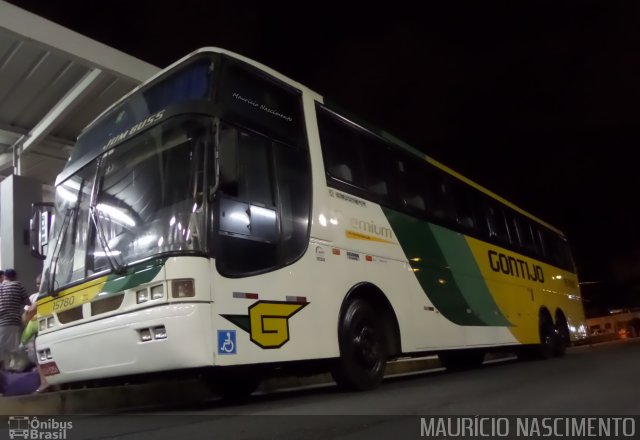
[36,303,214,385]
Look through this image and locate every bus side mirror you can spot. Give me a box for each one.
[30,203,54,260]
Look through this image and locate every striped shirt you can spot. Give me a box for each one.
[0,280,30,326]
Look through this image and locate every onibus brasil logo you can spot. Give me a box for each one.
[8,417,72,439]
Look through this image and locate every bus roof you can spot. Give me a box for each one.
[76,47,564,236]
[79,47,319,139]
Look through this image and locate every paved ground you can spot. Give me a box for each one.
[43,339,639,439]
[163,339,640,416]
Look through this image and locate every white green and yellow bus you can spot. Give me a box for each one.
[31,48,587,395]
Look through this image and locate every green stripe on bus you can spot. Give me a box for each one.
[101,259,165,295]
[382,208,484,326]
[221,315,251,333]
[429,224,511,326]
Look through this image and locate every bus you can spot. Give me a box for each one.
[30,47,587,395]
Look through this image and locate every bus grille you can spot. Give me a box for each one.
[91,294,125,316]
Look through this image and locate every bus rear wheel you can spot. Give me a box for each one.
[517,312,556,360]
[538,313,557,359]
[553,314,570,357]
[332,299,387,391]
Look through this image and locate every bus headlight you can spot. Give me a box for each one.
[150,284,164,300]
[39,319,47,331]
[136,289,149,304]
[171,279,195,298]
[47,317,55,328]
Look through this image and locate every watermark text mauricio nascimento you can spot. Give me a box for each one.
[420,416,636,438]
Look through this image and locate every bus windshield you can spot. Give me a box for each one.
[51,115,211,289]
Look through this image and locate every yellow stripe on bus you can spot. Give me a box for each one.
[346,230,396,244]
[37,276,109,316]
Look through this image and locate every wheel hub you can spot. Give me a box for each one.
[353,325,380,367]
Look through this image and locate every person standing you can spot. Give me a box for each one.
[0,269,30,368]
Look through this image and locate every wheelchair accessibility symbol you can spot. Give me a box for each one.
[218,330,237,355]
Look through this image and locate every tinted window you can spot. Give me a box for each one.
[361,134,395,201]
[216,124,311,276]
[535,228,547,257]
[220,60,304,146]
[450,181,477,230]
[273,141,312,263]
[317,108,363,186]
[485,204,510,243]
[554,236,575,271]
[71,58,212,164]
[515,217,537,255]
[397,157,430,215]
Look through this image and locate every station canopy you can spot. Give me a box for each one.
[0,1,159,191]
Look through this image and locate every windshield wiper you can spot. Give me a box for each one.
[48,207,75,296]
[89,205,127,275]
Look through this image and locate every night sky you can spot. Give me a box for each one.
[8,1,640,314]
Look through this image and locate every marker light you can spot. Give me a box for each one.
[136,289,149,304]
[150,284,164,300]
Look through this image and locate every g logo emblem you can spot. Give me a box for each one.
[221,300,308,349]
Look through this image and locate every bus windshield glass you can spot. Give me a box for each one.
[52,115,211,288]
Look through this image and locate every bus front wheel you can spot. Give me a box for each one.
[332,299,387,391]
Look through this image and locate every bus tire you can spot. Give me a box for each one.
[553,313,570,358]
[438,349,485,371]
[536,312,556,359]
[517,312,555,360]
[332,299,387,391]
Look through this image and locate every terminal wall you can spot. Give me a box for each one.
[0,174,42,293]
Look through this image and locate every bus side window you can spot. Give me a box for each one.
[540,229,559,266]
[485,204,510,244]
[317,106,363,187]
[503,209,518,245]
[272,141,311,263]
[397,158,428,214]
[450,182,477,230]
[554,236,575,271]
[218,125,275,207]
[514,217,537,254]
[535,228,547,258]
[361,134,394,201]
[237,131,274,207]
[427,174,454,222]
